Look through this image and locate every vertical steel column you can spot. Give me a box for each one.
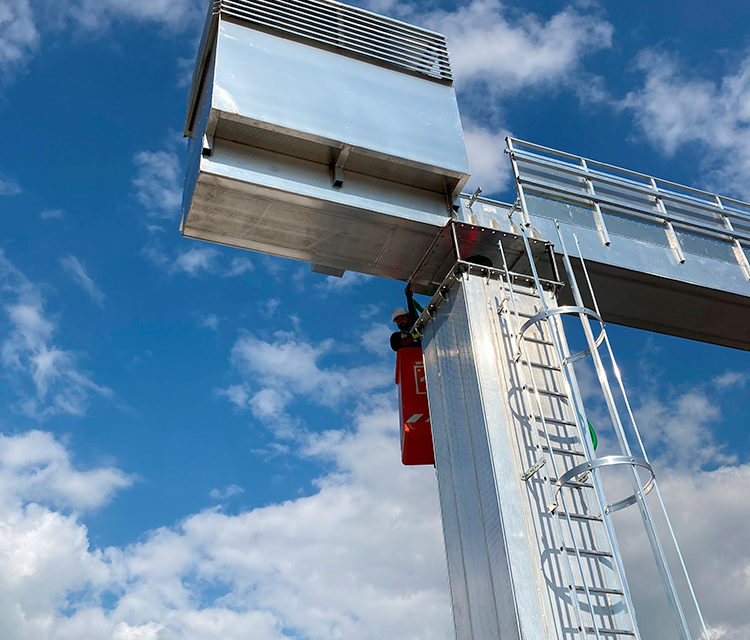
[422,273,548,640]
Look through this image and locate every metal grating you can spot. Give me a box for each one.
[214,0,453,82]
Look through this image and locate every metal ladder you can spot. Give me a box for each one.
[492,213,709,640]
[494,244,639,640]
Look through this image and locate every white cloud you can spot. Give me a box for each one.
[0,0,38,72]
[0,392,747,640]
[230,332,391,411]
[132,149,183,219]
[360,322,392,354]
[424,1,613,94]
[712,370,748,389]
[358,303,381,320]
[60,255,105,307]
[40,208,64,220]
[224,257,254,278]
[199,314,219,331]
[1,0,203,82]
[215,383,250,410]
[249,388,291,419]
[315,271,372,292]
[209,484,244,501]
[141,234,170,268]
[0,404,449,640]
[0,430,133,512]
[0,172,22,195]
[635,388,737,471]
[263,298,281,317]
[614,463,750,640]
[0,251,113,419]
[625,49,750,199]
[462,121,512,194]
[66,0,205,31]
[172,247,220,277]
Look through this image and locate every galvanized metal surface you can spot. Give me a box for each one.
[408,220,559,296]
[185,0,454,137]
[505,138,750,306]
[182,138,451,280]
[181,3,470,281]
[219,0,453,81]
[453,141,750,349]
[420,266,637,640]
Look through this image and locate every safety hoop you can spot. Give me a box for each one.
[548,455,655,515]
[518,305,605,365]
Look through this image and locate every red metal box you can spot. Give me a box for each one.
[395,348,434,466]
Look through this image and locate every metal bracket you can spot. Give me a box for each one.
[331,144,352,188]
[664,220,686,264]
[202,134,214,157]
[521,457,546,481]
[467,186,482,208]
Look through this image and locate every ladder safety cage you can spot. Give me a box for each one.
[496,233,641,640]
[505,186,710,639]
[506,136,750,281]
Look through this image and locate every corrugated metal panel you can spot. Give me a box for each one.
[216,0,452,82]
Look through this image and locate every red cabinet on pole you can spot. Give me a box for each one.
[395,348,434,466]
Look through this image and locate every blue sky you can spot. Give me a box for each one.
[1,0,749,638]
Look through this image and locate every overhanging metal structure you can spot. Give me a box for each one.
[181,0,469,280]
[178,2,744,639]
[503,138,750,350]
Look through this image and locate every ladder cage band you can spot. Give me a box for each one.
[518,305,606,365]
[549,455,656,515]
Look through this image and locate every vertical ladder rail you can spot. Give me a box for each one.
[495,244,596,640]
[542,308,642,638]
[572,235,711,640]
[514,228,643,639]
[552,223,692,640]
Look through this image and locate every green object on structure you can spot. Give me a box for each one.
[588,420,598,450]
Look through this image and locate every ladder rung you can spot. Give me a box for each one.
[557,511,603,523]
[542,445,585,458]
[533,415,577,427]
[523,336,554,346]
[585,627,635,637]
[565,547,613,558]
[527,386,568,399]
[576,586,624,596]
[552,478,594,489]
[520,359,561,371]
[507,287,543,299]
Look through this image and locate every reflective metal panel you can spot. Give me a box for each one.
[505,137,750,350]
[181,1,470,280]
[421,269,638,639]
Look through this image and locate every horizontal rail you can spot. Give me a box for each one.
[519,176,750,245]
[511,147,750,230]
[509,137,750,217]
